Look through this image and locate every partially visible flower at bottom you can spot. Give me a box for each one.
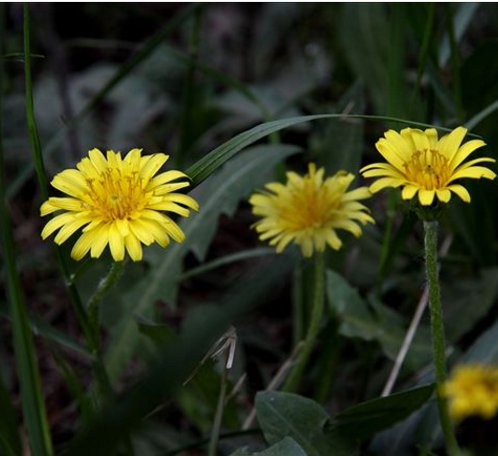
[442,364,498,421]
[249,164,374,258]
[41,148,199,262]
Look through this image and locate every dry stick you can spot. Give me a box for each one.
[381,234,453,397]
[242,341,304,430]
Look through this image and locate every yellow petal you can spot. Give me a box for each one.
[411,129,431,152]
[90,224,110,259]
[448,184,471,203]
[401,185,419,200]
[375,138,407,172]
[439,126,467,160]
[54,218,90,244]
[449,139,486,170]
[140,153,169,182]
[162,193,200,210]
[448,166,496,182]
[163,217,185,243]
[418,189,435,206]
[369,177,404,193]
[88,148,108,172]
[436,188,451,203]
[41,213,76,239]
[325,230,342,250]
[71,231,95,261]
[109,221,125,261]
[124,234,143,262]
[147,170,189,189]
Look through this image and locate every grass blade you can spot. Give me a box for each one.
[186,114,465,187]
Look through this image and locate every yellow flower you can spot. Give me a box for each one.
[249,164,374,257]
[361,126,496,206]
[41,148,199,262]
[442,364,498,421]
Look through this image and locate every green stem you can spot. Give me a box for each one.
[208,352,229,456]
[284,253,325,392]
[423,221,460,455]
[292,265,305,346]
[88,261,125,342]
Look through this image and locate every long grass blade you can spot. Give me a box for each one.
[186,114,469,187]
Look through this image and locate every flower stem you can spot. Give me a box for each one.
[423,221,460,455]
[88,261,125,338]
[284,253,325,392]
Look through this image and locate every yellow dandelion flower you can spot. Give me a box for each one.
[249,164,374,258]
[40,148,199,262]
[361,126,496,206]
[442,364,498,421]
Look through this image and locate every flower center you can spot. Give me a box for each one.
[87,168,148,220]
[283,183,338,231]
[404,149,451,190]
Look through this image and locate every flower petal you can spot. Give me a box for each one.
[418,189,435,206]
[449,139,486,170]
[448,184,471,203]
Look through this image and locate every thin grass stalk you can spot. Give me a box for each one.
[208,352,230,456]
[1,7,53,454]
[284,253,325,392]
[423,221,460,455]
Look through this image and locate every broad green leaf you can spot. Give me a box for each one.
[230,437,307,456]
[255,391,357,456]
[326,385,434,441]
[105,144,299,379]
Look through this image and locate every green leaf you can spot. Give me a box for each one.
[326,270,431,366]
[105,144,299,379]
[326,385,434,441]
[255,391,357,456]
[444,268,498,343]
[230,437,307,456]
[185,114,453,187]
[181,247,274,281]
[462,318,498,364]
